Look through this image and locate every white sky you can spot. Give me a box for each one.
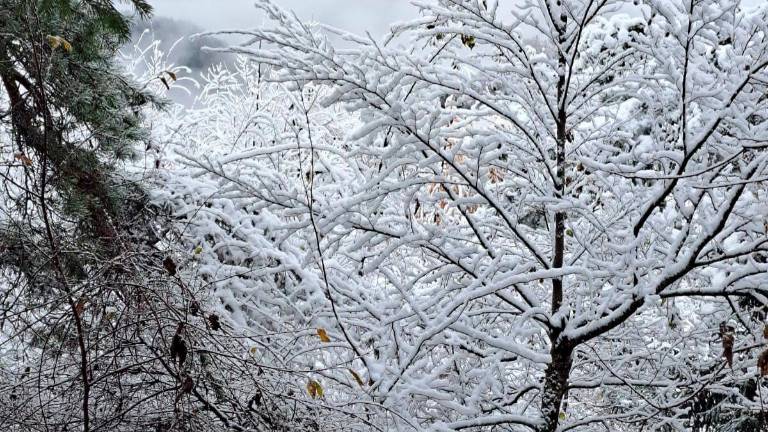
[148,0,764,38]
[148,0,417,37]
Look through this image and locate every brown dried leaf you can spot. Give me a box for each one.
[306,379,323,399]
[488,167,503,183]
[14,153,33,166]
[722,332,734,367]
[348,369,364,387]
[74,298,86,316]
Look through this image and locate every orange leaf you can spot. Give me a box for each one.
[317,328,331,343]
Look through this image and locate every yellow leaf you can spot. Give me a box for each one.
[249,346,257,354]
[306,379,323,399]
[194,245,203,255]
[47,35,72,52]
[317,328,331,343]
[348,369,364,387]
[47,35,60,49]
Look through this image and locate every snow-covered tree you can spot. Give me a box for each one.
[150,54,399,430]
[183,0,768,430]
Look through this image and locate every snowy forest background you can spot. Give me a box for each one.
[2,0,768,431]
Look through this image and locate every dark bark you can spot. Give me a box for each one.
[538,338,573,432]
[541,5,571,431]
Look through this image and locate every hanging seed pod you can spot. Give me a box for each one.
[170,323,187,368]
[181,375,194,393]
[163,256,177,276]
[209,314,221,331]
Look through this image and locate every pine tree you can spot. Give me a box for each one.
[0,1,165,430]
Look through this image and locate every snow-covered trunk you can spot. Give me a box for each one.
[540,7,571,431]
[552,60,567,315]
[538,339,574,432]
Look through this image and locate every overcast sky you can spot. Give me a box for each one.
[147,0,417,38]
[144,0,768,51]
[148,0,765,38]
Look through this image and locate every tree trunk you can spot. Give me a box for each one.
[538,340,573,432]
[541,6,571,429]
